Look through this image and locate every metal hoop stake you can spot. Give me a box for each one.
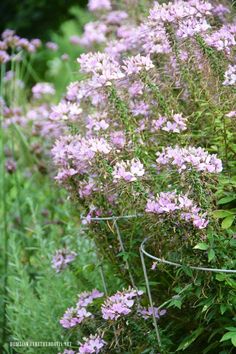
[139,236,236,352]
[87,214,142,221]
[113,220,136,289]
[140,246,162,349]
[84,214,138,289]
[141,237,236,274]
[98,263,119,348]
[99,264,108,296]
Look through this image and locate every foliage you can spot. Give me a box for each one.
[50,0,236,352]
[0,0,236,353]
[0,0,88,39]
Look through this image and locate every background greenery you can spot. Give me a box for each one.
[0,0,88,39]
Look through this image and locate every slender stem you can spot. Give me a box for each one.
[140,246,162,349]
[99,264,108,296]
[98,258,119,348]
[0,63,9,346]
[113,220,136,289]
[222,115,228,169]
[10,131,24,227]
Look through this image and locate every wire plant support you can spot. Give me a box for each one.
[83,214,141,289]
[82,214,236,352]
[140,236,236,351]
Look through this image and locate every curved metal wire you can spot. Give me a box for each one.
[140,246,162,348]
[140,236,236,274]
[83,214,236,352]
[81,214,143,221]
[139,236,236,350]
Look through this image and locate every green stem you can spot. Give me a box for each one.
[0,63,9,347]
[10,130,24,227]
[222,115,228,169]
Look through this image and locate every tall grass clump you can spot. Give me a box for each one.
[0,18,104,354]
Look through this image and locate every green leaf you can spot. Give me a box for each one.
[208,249,215,262]
[226,278,236,289]
[117,251,129,261]
[220,304,227,315]
[212,210,234,219]
[225,327,236,332]
[220,332,233,342]
[217,196,236,205]
[221,331,236,346]
[82,263,95,272]
[216,273,227,281]
[177,327,204,351]
[194,243,209,250]
[181,265,193,277]
[232,335,236,347]
[221,216,235,229]
[168,298,182,309]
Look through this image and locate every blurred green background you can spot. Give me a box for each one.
[0,0,88,39]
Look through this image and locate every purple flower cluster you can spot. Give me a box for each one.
[156,146,223,173]
[60,289,103,329]
[0,50,10,63]
[77,52,153,90]
[0,29,41,58]
[77,53,125,87]
[226,111,236,118]
[58,335,106,354]
[138,306,167,320]
[101,288,143,320]
[122,54,154,75]
[151,113,187,133]
[78,335,106,354]
[60,306,92,329]
[52,249,77,273]
[50,102,82,122]
[51,0,229,250]
[88,0,111,12]
[146,191,209,229]
[85,113,109,133]
[5,158,17,174]
[148,0,212,24]
[112,159,145,183]
[78,2,130,50]
[59,285,167,353]
[223,64,236,86]
[77,289,104,307]
[32,83,55,100]
[204,25,236,55]
[27,105,64,138]
[78,22,108,47]
[137,0,213,56]
[78,179,98,199]
[46,41,58,51]
[52,135,112,183]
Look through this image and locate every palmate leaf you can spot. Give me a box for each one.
[176,327,204,351]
